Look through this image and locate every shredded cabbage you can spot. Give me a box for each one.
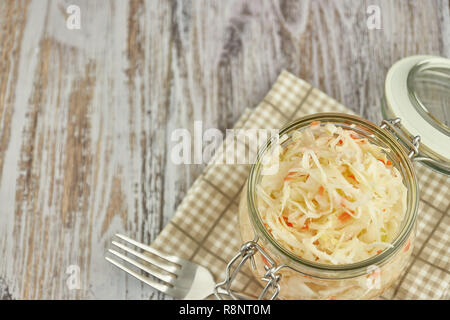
[256,122,407,265]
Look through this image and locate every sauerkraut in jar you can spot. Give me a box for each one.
[238,113,419,300]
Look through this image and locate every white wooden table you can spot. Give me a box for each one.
[0,0,448,299]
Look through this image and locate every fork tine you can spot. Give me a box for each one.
[108,249,175,284]
[105,256,170,294]
[111,241,179,273]
[115,234,180,264]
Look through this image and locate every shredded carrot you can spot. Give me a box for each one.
[367,270,381,279]
[261,253,270,267]
[337,139,343,146]
[378,159,392,166]
[350,133,359,139]
[348,174,359,184]
[340,202,355,214]
[261,245,279,265]
[301,219,310,230]
[284,171,297,181]
[338,212,352,223]
[280,216,293,227]
[284,173,309,181]
[318,185,324,196]
[310,121,320,126]
[404,240,410,252]
[377,250,382,254]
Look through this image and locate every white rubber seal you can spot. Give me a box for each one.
[385,55,450,161]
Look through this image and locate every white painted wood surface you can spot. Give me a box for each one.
[0,0,448,299]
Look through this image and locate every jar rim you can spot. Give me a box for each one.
[247,113,419,279]
[407,57,450,135]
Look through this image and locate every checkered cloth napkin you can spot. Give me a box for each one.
[151,70,450,299]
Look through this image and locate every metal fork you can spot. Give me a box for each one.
[105,234,254,300]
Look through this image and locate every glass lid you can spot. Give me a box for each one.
[408,58,450,135]
[383,55,450,175]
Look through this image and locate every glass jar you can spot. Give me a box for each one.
[214,56,449,300]
[238,113,418,300]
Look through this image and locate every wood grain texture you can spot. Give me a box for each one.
[0,0,449,299]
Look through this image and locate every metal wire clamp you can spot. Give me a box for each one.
[214,239,283,300]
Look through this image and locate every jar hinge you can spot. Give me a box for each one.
[214,239,282,300]
[380,118,420,158]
